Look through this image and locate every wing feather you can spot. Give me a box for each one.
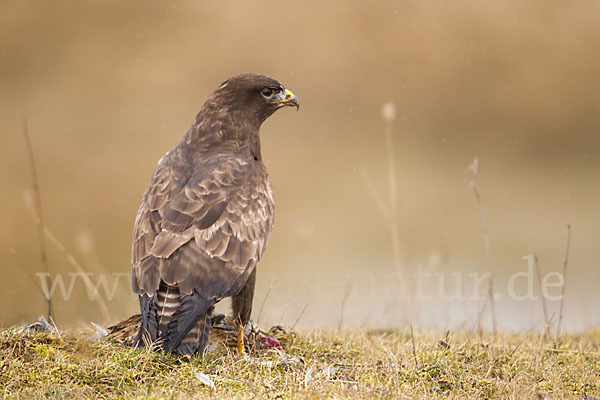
[132,147,274,300]
[150,230,193,258]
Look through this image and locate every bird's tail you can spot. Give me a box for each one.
[134,294,158,348]
[135,281,214,356]
[156,281,181,337]
[175,309,213,355]
[161,289,214,356]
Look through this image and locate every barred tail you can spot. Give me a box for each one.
[161,290,214,356]
[136,281,214,357]
[176,310,213,356]
[156,282,181,337]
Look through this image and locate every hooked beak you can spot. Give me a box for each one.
[272,89,299,110]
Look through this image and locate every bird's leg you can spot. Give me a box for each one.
[232,269,256,355]
[236,324,245,355]
[231,268,256,326]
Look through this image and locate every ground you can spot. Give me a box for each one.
[0,325,598,399]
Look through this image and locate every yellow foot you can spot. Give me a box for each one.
[236,324,245,354]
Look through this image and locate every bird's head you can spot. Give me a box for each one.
[207,73,299,125]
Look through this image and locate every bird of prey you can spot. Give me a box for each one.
[130,73,298,356]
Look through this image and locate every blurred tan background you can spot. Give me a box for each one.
[1,1,599,332]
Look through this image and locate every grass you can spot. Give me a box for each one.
[1,325,599,399]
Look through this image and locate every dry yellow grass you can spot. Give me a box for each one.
[1,325,599,399]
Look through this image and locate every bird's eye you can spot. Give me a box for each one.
[261,88,273,98]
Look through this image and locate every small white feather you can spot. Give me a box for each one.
[195,371,216,389]
[90,322,108,339]
[304,366,314,388]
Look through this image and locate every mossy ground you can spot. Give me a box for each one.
[1,326,599,399]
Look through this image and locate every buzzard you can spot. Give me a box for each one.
[131,73,298,356]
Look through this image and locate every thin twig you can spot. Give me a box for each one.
[383,113,397,214]
[475,294,488,337]
[487,276,497,339]
[382,110,403,274]
[257,279,276,327]
[534,313,555,379]
[556,224,571,338]
[0,340,19,374]
[360,168,392,219]
[361,103,408,325]
[467,158,497,339]
[361,103,404,271]
[291,304,308,331]
[338,278,353,331]
[410,324,419,369]
[25,205,112,322]
[9,248,45,295]
[533,254,550,327]
[22,117,52,320]
[49,315,61,339]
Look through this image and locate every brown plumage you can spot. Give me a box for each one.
[131,73,298,356]
[107,313,284,353]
